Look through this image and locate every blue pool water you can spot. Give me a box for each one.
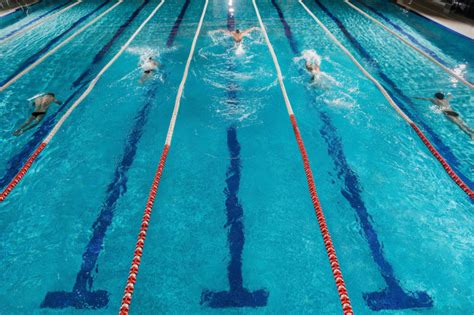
[0,0,46,29]
[0,0,472,314]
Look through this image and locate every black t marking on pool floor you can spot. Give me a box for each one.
[40,0,191,309]
[273,0,433,310]
[200,11,269,309]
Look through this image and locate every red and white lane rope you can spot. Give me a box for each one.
[300,0,474,200]
[0,0,83,45]
[0,0,166,202]
[118,0,208,313]
[253,0,353,314]
[0,0,124,92]
[344,0,473,89]
[410,124,473,198]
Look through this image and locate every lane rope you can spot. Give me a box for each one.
[118,0,209,313]
[344,0,473,89]
[0,0,166,202]
[0,0,124,92]
[0,0,41,18]
[253,0,353,314]
[0,0,83,45]
[299,0,474,200]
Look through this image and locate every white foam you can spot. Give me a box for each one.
[235,43,245,55]
[294,49,321,66]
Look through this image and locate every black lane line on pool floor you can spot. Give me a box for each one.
[313,0,473,190]
[271,0,433,311]
[40,0,191,310]
[0,0,154,193]
[0,0,73,41]
[200,9,269,309]
[0,0,111,86]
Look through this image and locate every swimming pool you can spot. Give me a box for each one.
[0,0,472,313]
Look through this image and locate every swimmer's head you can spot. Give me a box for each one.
[46,93,55,97]
[435,92,444,100]
[235,29,240,34]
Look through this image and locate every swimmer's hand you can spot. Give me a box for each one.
[55,100,63,105]
[13,129,23,136]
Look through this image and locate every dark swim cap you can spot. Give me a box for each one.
[236,29,240,33]
[435,92,444,100]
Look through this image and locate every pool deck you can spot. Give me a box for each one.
[397,0,474,39]
[0,0,39,17]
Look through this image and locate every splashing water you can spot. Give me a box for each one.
[293,49,321,65]
[127,46,162,60]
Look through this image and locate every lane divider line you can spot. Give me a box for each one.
[299,0,474,200]
[0,0,166,202]
[0,0,41,19]
[351,0,448,67]
[0,0,83,44]
[253,0,353,314]
[0,0,123,92]
[0,0,153,192]
[1,0,64,40]
[118,1,208,313]
[344,0,473,89]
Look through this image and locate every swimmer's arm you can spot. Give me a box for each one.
[54,98,62,105]
[212,29,230,35]
[414,97,432,101]
[242,27,259,35]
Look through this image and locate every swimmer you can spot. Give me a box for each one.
[415,92,474,140]
[295,50,324,84]
[139,56,159,84]
[13,93,62,136]
[305,61,320,82]
[214,27,259,44]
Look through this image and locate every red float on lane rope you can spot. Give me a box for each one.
[118,0,208,311]
[119,144,169,315]
[290,114,353,315]
[299,1,473,200]
[410,123,474,200]
[0,142,47,202]
[0,0,166,202]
